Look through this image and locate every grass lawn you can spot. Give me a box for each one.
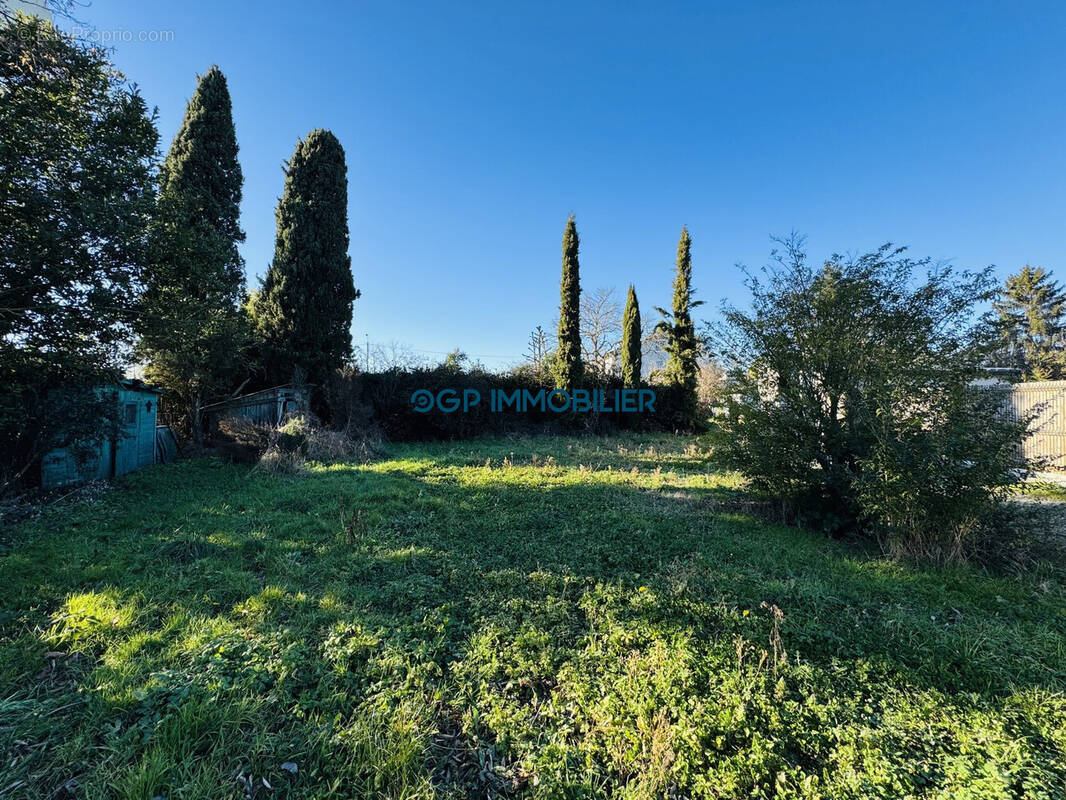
[1,434,1065,799]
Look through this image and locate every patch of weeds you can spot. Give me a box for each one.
[46,589,140,653]
[156,537,225,565]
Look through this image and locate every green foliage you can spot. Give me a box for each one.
[552,216,583,390]
[621,284,642,388]
[249,130,359,388]
[1,435,1063,797]
[156,67,243,248]
[655,227,703,425]
[711,236,1029,558]
[440,349,468,372]
[993,265,1066,380]
[138,66,248,444]
[0,16,158,488]
[854,382,1026,561]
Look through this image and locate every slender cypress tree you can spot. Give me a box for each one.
[621,284,641,388]
[656,227,703,420]
[251,129,359,387]
[553,215,583,390]
[140,65,247,445]
[158,66,244,262]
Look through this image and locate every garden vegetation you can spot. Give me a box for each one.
[1,436,1064,797]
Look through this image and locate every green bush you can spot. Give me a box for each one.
[709,236,1030,560]
[856,382,1025,561]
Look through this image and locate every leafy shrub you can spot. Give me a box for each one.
[276,413,312,450]
[709,236,1030,561]
[856,382,1025,561]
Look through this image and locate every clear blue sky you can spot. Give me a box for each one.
[60,1,1066,368]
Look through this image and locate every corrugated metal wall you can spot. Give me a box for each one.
[202,386,309,434]
[1004,380,1066,468]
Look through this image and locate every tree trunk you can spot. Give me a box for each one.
[190,392,204,452]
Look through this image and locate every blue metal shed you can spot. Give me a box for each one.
[41,380,164,489]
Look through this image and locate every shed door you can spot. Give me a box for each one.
[114,400,140,476]
[142,398,157,465]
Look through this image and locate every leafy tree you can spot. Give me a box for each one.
[552,215,583,390]
[710,236,1028,560]
[0,16,158,489]
[621,285,642,387]
[993,265,1066,380]
[138,66,247,446]
[656,227,702,422]
[250,129,359,388]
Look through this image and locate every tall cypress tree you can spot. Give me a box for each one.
[553,215,583,390]
[621,284,641,388]
[139,65,247,446]
[250,129,359,387]
[656,227,703,420]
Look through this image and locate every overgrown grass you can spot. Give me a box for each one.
[1,434,1064,798]
[1018,480,1066,502]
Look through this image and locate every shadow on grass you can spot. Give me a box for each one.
[1,451,1065,797]
[6,458,1059,695]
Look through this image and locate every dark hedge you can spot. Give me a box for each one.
[323,367,699,441]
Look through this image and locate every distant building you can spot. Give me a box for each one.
[41,380,164,489]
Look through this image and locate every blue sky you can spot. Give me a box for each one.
[60,1,1066,368]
